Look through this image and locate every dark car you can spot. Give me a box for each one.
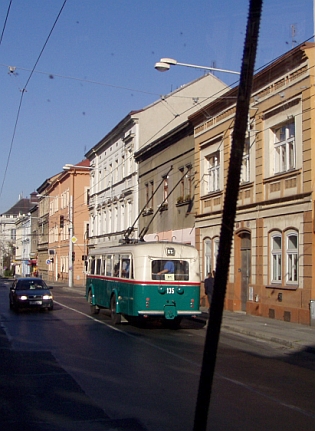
[9,277,53,311]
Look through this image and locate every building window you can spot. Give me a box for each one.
[204,238,211,278]
[122,155,125,178]
[273,121,295,174]
[271,234,282,283]
[179,168,185,198]
[286,231,298,283]
[85,188,90,206]
[186,167,192,200]
[179,165,192,201]
[204,237,219,278]
[270,230,299,286]
[11,229,16,240]
[241,137,250,183]
[115,159,119,183]
[109,164,113,187]
[207,152,220,193]
[163,175,168,203]
[145,183,149,205]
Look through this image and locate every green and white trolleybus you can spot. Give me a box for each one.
[85,241,201,326]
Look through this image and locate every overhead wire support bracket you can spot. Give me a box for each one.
[139,165,192,242]
[123,166,173,242]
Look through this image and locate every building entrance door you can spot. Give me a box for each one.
[240,232,251,311]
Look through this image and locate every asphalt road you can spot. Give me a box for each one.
[1,281,314,431]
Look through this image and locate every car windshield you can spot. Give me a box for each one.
[16,280,46,290]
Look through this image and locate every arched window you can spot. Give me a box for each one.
[204,237,219,279]
[286,231,298,283]
[204,238,212,278]
[271,233,282,283]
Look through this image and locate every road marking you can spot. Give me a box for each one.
[55,301,315,420]
[54,301,122,332]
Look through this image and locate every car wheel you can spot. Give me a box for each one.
[110,294,121,325]
[88,290,99,315]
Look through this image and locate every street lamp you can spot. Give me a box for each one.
[154,57,240,76]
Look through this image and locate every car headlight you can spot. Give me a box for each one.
[43,294,53,300]
[19,295,28,301]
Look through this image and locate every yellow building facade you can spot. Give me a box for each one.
[37,160,90,287]
[191,43,315,325]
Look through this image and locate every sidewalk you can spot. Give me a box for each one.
[56,282,315,354]
[200,307,315,354]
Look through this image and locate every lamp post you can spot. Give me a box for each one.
[154,57,240,75]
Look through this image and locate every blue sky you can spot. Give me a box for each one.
[0,0,313,213]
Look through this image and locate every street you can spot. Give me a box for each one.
[0,280,315,431]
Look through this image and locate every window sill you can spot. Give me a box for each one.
[263,169,301,184]
[200,190,222,200]
[176,200,191,207]
[266,284,299,291]
[159,204,168,212]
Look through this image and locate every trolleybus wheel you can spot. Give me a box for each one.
[110,294,121,324]
[88,290,99,315]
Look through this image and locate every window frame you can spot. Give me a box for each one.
[271,233,282,284]
[206,151,220,193]
[240,137,250,184]
[273,121,296,174]
[203,237,219,279]
[285,231,298,284]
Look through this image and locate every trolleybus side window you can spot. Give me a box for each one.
[152,260,189,281]
[113,254,120,277]
[121,255,131,278]
[96,258,101,275]
[101,258,105,276]
[106,255,113,276]
[90,257,96,275]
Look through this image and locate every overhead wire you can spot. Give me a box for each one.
[0,0,12,46]
[0,0,68,200]
[0,63,162,97]
[7,36,315,236]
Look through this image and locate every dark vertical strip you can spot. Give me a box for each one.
[193,1,263,430]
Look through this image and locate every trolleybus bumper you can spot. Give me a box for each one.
[138,310,202,317]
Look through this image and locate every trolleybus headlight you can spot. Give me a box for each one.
[190,298,195,308]
[177,287,184,294]
[145,297,150,308]
[158,286,166,294]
